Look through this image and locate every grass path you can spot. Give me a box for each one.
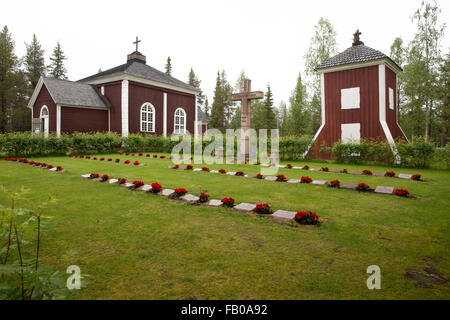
[0,155,449,299]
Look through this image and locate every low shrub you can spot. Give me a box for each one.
[294,211,320,225]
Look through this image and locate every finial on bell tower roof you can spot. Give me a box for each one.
[352,29,364,46]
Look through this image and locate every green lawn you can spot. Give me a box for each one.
[0,154,449,299]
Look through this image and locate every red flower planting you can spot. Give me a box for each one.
[276,174,287,182]
[286,163,293,169]
[385,171,396,177]
[125,152,129,155]
[255,203,272,214]
[151,182,162,193]
[132,153,135,156]
[201,167,210,172]
[321,167,329,172]
[221,197,235,208]
[101,174,109,182]
[173,164,179,169]
[294,211,320,225]
[108,158,112,161]
[46,164,53,169]
[303,165,310,170]
[356,183,370,192]
[133,161,140,165]
[219,169,226,174]
[132,180,144,188]
[86,156,91,159]
[100,157,105,161]
[80,155,85,159]
[362,169,372,175]
[56,166,63,172]
[138,153,143,156]
[253,161,261,165]
[115,158,120,163]
[160,155,166,159]
[199,193,210,203]
[41,163,47,167]
[174,188,188,196]
[329,180,340,188]
[153,155,158,158]
[186,164,193,170]
[89,173,100,179]
[342,169,348,173]
[235,171,244,176]
[394,188,410,197]
[117,178,126,184]
[124,160,130,164]
[146,154,150,157]
[411,174,421,181]
[300,176,312,183]
[93,157,97,160]
[256,173,263,179]
[69,155,74,158]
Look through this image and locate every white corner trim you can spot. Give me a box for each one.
[27,77,44,109]
[378,64,400,162]
[163,92,167,137]
[194,95,198,138]
[108,109,111,133]
[56,105,61,137]
[303,73,326,158]
[121,80,129,137]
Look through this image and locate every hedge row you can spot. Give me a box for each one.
[328,137,446,168]
[0,132,313,160]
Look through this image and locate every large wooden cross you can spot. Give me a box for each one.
[230,79,263,160]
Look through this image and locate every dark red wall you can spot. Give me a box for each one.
[61,107,108,133]
[128,81,196,135]
[32,85,56,132]
[97,81,122,134]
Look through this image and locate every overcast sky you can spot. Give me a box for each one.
[2,0,449,108]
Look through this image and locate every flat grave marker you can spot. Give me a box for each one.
[374,186,394,195]
[161,189,175,197]
[312,180,328,186]
[181,194,200,202]
[272,210,296,222]
[287,179,301,184]
[398,173,412,179]
[233,203,256,212]
[341,182,357,190]
[207,199,222,207]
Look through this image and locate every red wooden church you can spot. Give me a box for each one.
[307,31,407,160]
[27,39,209,138]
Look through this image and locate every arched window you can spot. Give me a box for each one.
[40,105,49,117]
[140,103,155,132]
[174,108,186,134]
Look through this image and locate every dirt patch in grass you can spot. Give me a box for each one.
[404,268,448,288]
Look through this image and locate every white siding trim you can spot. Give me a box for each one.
[163,92,167,137]
[56,104,61,137]
[194,96,198,138]
[121,80,129,137]
[316,58,402,75]
[83,74,200,96]
[303,73,325,158]
[378,64,400,162]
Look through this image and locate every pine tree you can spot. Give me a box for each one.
[165,57,172,76]
[0,25,19,133]
[262,84,276,129]
[209,71,225,131]
[287,73,310,135]
[278,101,288,135]
[188,67,205,107]
[203,96,210,116]
[48,41,67,79]
[24,34,46,90]
[221,70,234,126]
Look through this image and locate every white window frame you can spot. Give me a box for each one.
[40,105,49,137]
[388,87,394,110]
[341,87,360,109]
[174,108,186,134]
[140,102,155,133]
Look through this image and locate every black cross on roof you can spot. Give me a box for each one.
[133,36,141,52]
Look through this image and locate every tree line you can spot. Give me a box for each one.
[0,27,68,133]
[0,0,447,147]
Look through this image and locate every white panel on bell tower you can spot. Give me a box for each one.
[341,87,360,109]
[341,123,360,143]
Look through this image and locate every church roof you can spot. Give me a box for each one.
[315,44,402,72]
[43,77,109,109]
[197,107,209,122]
[78,60,200,93]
